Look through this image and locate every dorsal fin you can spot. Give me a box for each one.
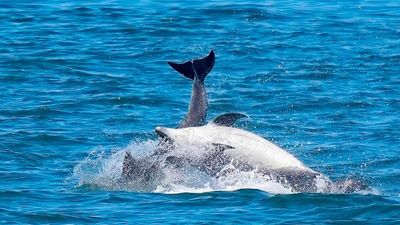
[167,50,215,82]
[210,112,249,127]
[121,152,139,180]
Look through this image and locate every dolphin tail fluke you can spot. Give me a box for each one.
[168,61,195,80]
[168,50,215,82]
[193,50,215,82]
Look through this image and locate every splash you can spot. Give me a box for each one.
[70,139,376,195]
[70,141,158,191]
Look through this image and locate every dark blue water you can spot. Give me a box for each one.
[1,0,399,223]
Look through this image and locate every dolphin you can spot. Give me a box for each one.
[121,51,215,180]
[154,113,369,193]
[155,113,314,172]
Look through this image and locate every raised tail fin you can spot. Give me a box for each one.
[168,50,215,82]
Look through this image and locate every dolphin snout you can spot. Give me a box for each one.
[155,127,175,145]
[155,127,168,138]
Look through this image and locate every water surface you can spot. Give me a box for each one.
[1,0,399,224]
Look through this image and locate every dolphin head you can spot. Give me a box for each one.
[155,126,194,146]
[155,127,170,140]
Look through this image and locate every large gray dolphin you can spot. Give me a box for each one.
[121,51,215,180]
[154,113,369,193]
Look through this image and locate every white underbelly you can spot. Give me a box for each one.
[212,127,309,170]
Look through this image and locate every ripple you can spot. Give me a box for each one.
[0,0,399,223]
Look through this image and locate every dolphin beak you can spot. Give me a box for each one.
[155,127,175,147]
[155,127,168,138]
[155,127,167,138]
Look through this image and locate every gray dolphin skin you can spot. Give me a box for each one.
[168,50,215,128]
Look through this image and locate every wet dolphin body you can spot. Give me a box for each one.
[154,113,325,192]
[155,113,369,193]
[121,51,215,181]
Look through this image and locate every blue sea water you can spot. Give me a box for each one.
[1,0,400,223]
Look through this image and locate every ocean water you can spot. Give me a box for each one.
[1,0,399,224]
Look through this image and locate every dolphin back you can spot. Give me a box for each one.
[168,50,215,82]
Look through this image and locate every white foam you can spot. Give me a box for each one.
[70,139,376,195]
